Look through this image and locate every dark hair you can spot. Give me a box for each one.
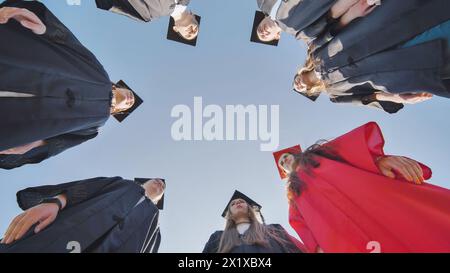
[287,141,343,201]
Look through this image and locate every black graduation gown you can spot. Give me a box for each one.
[202,224,301,253]
[321,40,449,113]
[0,1,112,159]
[0,177,161,253]
[0,129,98,170]
[312,0,450,70]
[95,0,190,22]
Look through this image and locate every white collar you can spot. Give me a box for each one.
[236,223,251,235]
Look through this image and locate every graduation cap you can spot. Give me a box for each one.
[250,11,279,46]
[273,145,302,180]
[293,88,321,102]
[112,80,144,122]
[167,14,201,47]
[221,190,264,223]
[134,178,166,210]
[292,74,321,102]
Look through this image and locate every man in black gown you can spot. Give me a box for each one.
[0,0,142,169]
[0,176,165,253]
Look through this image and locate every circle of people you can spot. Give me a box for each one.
[0,0,449,253]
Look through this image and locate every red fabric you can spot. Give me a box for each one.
[289,122,450,253]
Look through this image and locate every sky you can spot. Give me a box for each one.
[1,0,449,253]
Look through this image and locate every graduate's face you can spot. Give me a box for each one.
[293,74,305,92]
[144,179,166,203]
[229,199,249,217]
[173,12,199,41]
[278,153,295,174]
[257,17,281,42]
[112,87,135,113]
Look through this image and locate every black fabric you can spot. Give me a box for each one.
[95,0,190,22]
[0,1,112,158]
[0,177,161,253]
[202,224,301,253]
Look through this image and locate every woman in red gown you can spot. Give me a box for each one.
[273,122,450,253]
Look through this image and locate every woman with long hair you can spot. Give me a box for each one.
[295,0,450,114]
[274,122,450,253]
[202,191,305,253]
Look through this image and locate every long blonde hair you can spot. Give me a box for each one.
[218,203,295,253]
[295,49,327,96]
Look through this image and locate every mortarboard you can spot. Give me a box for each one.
[222,190,262,219]
[250,10,279,46]
[293,88,321,102]
[167,13,201,47]
[135,178,166,210]
[273,145,302,180]
[112,80,144,123]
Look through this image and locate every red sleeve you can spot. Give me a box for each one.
[325,122,432,180]
[289,203,318,253]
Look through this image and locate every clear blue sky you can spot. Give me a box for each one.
[1,0,449,253]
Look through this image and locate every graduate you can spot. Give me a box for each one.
[95,0,200,42]
[202,190,305,253]
[293,0,450,112]
[253,0,378,44]
[273,122,450,253]
[0,0,143,169]
[0,176,165,253]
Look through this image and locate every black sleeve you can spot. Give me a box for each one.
[0,130,98,170]
[95,0,148,21]
[202,231,222,253]
[16,176,124,211]
[45,130,99,158]
[299,14,335,42]
[1,0,108,75]
[330,95,404,114]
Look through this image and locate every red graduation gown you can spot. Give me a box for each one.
[289,122,450,253]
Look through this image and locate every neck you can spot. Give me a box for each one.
[234,218,251,225]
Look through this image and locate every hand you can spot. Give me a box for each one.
[1,194,66,244]
[0,7,46,35]
[0,140,46,155]
[376,156,424,184]
[339,0,378,27]
[376,92,433,104]
[316,246,324,253]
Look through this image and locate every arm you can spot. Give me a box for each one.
[324,122,432,182]
[1,193,67,244]
[337,0,378,29]
[375,92,434,105]
[96,0,178,22]
[329,94,405,114]
[0,4,46,34]
[16,176,123,210]
[0,131,98,170]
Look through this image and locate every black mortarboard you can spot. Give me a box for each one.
[112,80,144,122]
[135,178,166,210]
[167,14,201,47]
[250,11,279,47]
[293,88,321,102]
[221,190,263,218]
